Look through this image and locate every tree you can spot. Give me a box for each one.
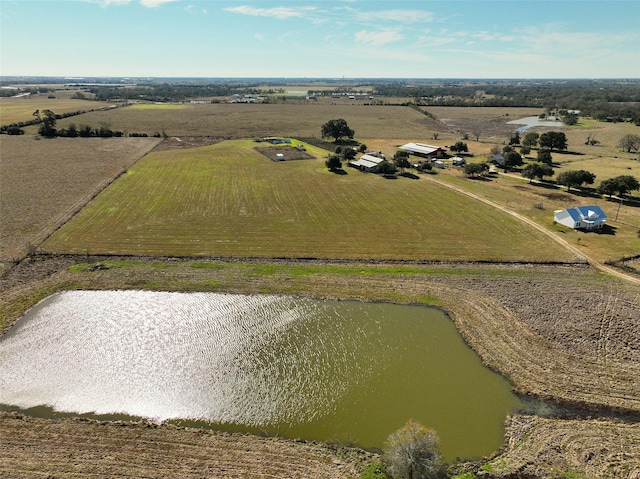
[617,134,640,153]
[556,169,596,191]
[321,118,355,142]
[463,162,489,177]
[377,159,397,175]
[502,150,523,171]
[509,131,520,145]
[383,421,445,479]
[489,144,502,156]
[450,141,468,153]
[325,154,342,171]
[341,147,357,162]
[539,131,567,151]
[35,109,57,137]
[521,162,554,183]
[614,175,640,195]
[536,148,553,165]
[562,112,578,125]
[392,151,411,172]
[599,175,640,196]
[597,178,618,198]
[522,132,539,148]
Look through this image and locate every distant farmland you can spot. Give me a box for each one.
[52,103,440,140]
[43,139,575,262]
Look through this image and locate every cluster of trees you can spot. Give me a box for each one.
[519,131,568,151]
[556,169,596,191]
[449,141,468,153]
[463,162,489,177]
[597,175,640,197]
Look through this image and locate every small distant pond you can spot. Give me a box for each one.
[0,291,524,460]
[508,116,565,132]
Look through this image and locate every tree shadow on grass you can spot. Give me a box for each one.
[400,172,419,179]
[580,224,617,235]
[329,168,348,175]
[604,197,640,209]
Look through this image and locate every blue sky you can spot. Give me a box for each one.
[1,0,639,78]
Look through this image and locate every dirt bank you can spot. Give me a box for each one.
[484,414,640,478]
[0,412,373,479]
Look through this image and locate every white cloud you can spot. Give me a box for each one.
[140,0,178,7]
[254,33,265,42]
[356,9,435,24]
[84,0,177,6]
[354,30,404,46]
[224,6,316,20]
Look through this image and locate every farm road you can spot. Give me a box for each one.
[423,175,640,286]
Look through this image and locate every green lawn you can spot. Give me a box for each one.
[43,139,574,262]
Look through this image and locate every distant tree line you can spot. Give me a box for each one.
[91,83,268,102]
[371,79,640,124]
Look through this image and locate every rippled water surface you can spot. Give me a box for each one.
[0,291,522,459]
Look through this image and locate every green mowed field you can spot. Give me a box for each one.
[43,139,574,262]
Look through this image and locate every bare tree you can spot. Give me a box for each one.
[383,421,445,479]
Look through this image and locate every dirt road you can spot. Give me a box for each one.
[424,174,640,286]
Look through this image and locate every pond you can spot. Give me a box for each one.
[0,291,523,460]
[507,116,565,132]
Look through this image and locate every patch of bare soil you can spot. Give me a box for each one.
[434,115,518,139]
[0,413,373,479]
[153,136,227,151]
[255,146,315,161]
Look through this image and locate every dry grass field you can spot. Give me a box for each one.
[0,90,116,126]
[48,102,439,139]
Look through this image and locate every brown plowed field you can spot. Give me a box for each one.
[0,136,160,270]
[0,412,372,479]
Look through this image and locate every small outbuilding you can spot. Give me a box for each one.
[553,206,607,230]
[348,154,385,173]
